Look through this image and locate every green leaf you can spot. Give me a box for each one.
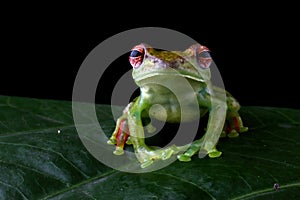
[0,95,299,199]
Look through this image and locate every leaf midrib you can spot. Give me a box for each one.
[0,125,75,138]
[231,182,300,200]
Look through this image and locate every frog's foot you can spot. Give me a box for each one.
[177,140,201,162]
[177,139,222,162]
[136,145,180,168]
[224,114,248,138]
[107,119,130,156]
[207,148,222,158]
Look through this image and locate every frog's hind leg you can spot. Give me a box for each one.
[224,96,248,138]
[107,117,130,155]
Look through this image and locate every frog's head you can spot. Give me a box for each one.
[129,43,212,85]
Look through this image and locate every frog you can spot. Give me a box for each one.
[107,43,248,168]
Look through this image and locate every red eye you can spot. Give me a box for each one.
[129,45,145,68]
[196,45,212,69]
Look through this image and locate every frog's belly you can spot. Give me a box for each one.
[148,103,207,123]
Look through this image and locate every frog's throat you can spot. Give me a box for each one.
[133,71,206,83]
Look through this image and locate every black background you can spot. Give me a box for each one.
[1,5,299,109]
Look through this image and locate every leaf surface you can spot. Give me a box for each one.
[0,96,299,199]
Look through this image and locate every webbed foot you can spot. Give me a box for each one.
[208,148,222,158]
[136,145,180,168]
[177,139,222,162]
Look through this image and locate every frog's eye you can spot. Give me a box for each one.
[199,51,210,58]
[129,45,145,68]
[196,45,212,69]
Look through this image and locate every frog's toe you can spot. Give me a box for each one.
[228,130,239,138]
[177,154,192,162]
[239,126,248,133]
[136,146,179,168]
[113,147,124,155]
[107,139,116,145]
[208,149,222,158]
[125,136,132,145]
[161,149,175,160]
[140,160,154,168]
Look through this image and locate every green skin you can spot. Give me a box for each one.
[108,43,248,168]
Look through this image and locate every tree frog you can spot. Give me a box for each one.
[107,43,248,168]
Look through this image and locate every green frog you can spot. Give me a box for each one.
[107,43,248,168]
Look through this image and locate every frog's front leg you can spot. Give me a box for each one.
[178,90,227,162]
[127,97,179,168]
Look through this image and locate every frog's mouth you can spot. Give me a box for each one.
[133,69,205,83]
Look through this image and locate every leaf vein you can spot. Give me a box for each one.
[0,160,68,185]
[274,110,300,124]
[0,120,16,132]
[0,142,89,178]
[0,179,29,200]
[153,172,216,200]
[264,130,299,145]
[41,169,118,199]
[228,152,300,169]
